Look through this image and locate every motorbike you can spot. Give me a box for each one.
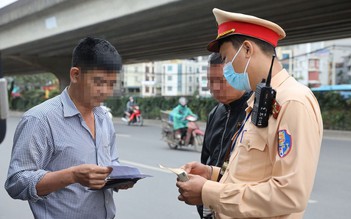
[160,110,204,152]
[122,105,143,126]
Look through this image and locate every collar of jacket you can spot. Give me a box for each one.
[224,91,253,113]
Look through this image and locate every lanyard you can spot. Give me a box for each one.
[230,110,252,153]
[217,110,252,182]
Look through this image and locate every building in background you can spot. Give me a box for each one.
[278,38,351,87]
[139,62,159,97]
[337,54,351,84]
[120,38,351,98]
[122,63,144,96]
[161,57,208,97]
[122,57,209,97]
[197,57,211,97]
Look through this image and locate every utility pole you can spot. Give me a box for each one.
[0,51,9,144]
[328,52,333,85]
[331,47,336,85]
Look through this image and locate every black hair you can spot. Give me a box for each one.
[71,37,122,72]
[208,53,224,65]
[219,35,276,57]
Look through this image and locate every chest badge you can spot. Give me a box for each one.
[278,130,292,158]
[272,100,281,119]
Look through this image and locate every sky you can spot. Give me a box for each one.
[0,0,17,9]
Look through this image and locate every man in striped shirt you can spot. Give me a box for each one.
[5,37,126,219]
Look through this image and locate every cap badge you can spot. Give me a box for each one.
[216,28,235,39]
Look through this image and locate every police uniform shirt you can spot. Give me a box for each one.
[202,69,323,219]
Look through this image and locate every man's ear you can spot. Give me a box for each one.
[243,40,254,58]
[70,67,80,83]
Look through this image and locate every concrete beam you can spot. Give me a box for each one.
[0,0,177,50]
[6,55,71,89]
[0,0,68,26]
[1,0,351,78]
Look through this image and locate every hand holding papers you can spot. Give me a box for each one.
[101,165,151,190]
[159,164,189,182]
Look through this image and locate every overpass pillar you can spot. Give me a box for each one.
[54,71,70,91]
[48,59,71,91]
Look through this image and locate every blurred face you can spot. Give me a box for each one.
[78,69,117,107]
[207,63,244,104]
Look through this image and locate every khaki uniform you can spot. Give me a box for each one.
[202,69,323,219]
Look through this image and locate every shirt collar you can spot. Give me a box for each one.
[61,87,80,118]
[246,69,290,111]
[60,87,105,119]
[93,105,106,120]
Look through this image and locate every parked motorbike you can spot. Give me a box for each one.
[122,105,143,126]
[160,110,204,152]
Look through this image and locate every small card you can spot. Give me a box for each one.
[159,164,189,182]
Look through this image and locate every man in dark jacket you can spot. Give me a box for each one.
[197,53,251,219]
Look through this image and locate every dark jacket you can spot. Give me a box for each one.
[197,92,252,219]
[201,92,252,167]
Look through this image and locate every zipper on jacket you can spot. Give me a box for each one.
[215,109,230,166]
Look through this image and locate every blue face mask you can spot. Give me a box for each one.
[223,44,252,91]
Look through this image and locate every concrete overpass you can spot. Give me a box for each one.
[1,0,351,86]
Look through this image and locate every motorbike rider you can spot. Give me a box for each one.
[125,96,136,121]
[171,97,196,144]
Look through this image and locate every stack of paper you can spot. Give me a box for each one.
[102,165,151,189]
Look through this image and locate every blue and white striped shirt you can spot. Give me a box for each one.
[5,88,119,219]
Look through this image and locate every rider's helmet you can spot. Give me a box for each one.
[179,97,187,106]
[129,96,134,102]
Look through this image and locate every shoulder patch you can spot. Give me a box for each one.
[278,130,292,158]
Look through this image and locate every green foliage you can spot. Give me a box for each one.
[105,97,127,117]
[104,92,351,130]
[48,89,61,99]
[12,89,45,111]
[11,73,58,90]
[187,97,217,121]
[10,84,351,130]
[313,91,351,130]
[8,73,58,111]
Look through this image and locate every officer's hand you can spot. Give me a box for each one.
[71,164,112,189]
[176,174,206,205]
[182,162,212,179]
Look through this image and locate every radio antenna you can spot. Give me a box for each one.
[266,54,275,87]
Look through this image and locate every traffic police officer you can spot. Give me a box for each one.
[176,8,323,219]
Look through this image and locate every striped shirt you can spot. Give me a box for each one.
[5,88,119,219]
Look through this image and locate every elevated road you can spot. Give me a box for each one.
[1,0,351,85]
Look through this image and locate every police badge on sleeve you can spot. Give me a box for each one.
[278,130,292,158]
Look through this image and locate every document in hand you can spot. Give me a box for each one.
[159,164,189,182]
[102,165,152,189]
